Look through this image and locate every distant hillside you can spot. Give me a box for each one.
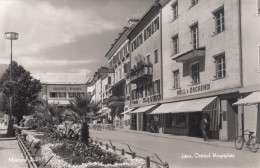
[0,64,8,76]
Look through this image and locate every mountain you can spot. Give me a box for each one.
[0,64,8,76]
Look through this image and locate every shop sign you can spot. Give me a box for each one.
[53,87,82,91]
[177,84,210,96]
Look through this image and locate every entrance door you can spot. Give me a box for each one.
[189,112,202,137]
[131,114,137,130]
[227,99,238,140]
[143,113,147,131]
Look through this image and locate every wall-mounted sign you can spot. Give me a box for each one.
[177,84,210,96]
[53,87,82,91]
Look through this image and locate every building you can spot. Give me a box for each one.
[33,73,89,106]
[232,0,260,140]
[127,1,163,132]
[104,26,132,128]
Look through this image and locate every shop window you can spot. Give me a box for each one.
[191,63,200,84]
[173,70,180,89]
[154,49,158,64]
[166,114,186,128]
[171,2,178,20]
[190,23,199,49]
[215,54,226,79]
[214,8,225,34]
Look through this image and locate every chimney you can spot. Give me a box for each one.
[128,18,139,27]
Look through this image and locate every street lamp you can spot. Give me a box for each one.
[4,32,18,137]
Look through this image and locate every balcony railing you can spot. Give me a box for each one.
[130,66,153,83]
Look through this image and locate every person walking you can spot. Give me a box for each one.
[200,114,209,141]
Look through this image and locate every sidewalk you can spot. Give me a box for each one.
[0,124,27,168]
[115,127,235,149]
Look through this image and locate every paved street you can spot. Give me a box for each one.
[0,124,27,168]
[90,129,260,168]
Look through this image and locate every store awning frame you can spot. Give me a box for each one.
[233,91,260,106]
[150,96,217,114]
[120,108,135,115]
[130,105,157,114]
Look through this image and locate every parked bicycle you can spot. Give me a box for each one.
[234,129,259,153]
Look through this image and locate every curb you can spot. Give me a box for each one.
[0,137,17,141]
[114,128,235,149]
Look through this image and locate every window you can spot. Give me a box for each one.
[108,76,111,85]
[153,80,160,94]
[215,54,226,79]
[191,24,199,49]
[69,92,76,98]
[154,49,158,64]
[214,8,225,34]
[172,35,179,55]
[138,34,143,47]
[154,17,159,31]
[258,0,260,13]
[166,114,186,128]
[50,92,57,98]
[146,55,151,64]
[50,92,66,98]
[191,0,198,7]
[172,2,178,20]
[119,68,122,79]
[144,17,159,41]
[139,86,143,98]
[173,70,180,89]
[191,63,200,84]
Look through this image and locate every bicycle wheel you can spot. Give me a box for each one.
[235,136,244,150]
[248,136,259,153]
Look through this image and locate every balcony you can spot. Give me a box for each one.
[103,95,126,107]
[130,66,153,83]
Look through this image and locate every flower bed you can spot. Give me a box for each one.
[22,130,145,168]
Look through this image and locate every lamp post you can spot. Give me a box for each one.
[4,32,18,137]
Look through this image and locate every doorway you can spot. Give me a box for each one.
[189,112,202,137]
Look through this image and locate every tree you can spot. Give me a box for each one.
[0,61,42,124]
[64,94,100,144]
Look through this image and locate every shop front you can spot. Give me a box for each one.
[151,96,220,138]
[233,91,260,140]
[130,104,158,132]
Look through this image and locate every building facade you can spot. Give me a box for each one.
[34,73,89,106]
[128,1,163,132]
[88,0,260,141]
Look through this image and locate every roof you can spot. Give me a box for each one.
[32,73,89,84]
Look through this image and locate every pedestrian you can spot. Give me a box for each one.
[200,114,209,141]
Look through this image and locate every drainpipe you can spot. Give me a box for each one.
[159,6,164,133]
[238,0,244,132]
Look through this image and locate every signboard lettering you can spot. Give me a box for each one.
[177,84,210,96]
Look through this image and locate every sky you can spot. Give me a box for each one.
[0,0,154,77]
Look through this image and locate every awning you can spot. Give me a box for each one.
[130,105,157,114]
[48,100,70,105]
[120,108,135,115]
[97,107,111,114]
[173,47,205,63]
[151,96,217,114]
[233,91,260,106]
